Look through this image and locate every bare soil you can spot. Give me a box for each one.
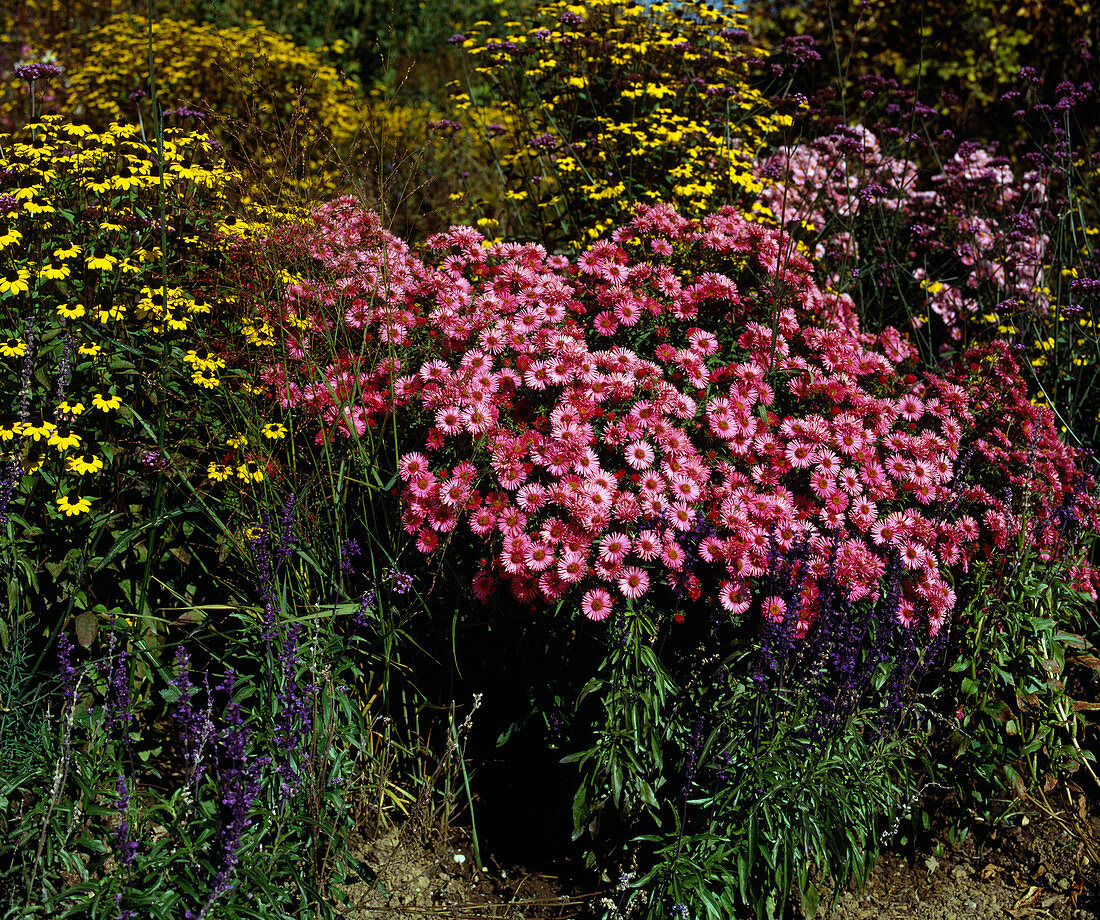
[335,788,1100,919]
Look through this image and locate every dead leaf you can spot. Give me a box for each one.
[1013,885,1042,909]
[74,611,98,648]
[980,863,1003,880]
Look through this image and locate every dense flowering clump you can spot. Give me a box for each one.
[16,14,366,201]
[253,197,1099,642]
[755,126,1051,337]
[0,114,292,526]
[446,0,787,249]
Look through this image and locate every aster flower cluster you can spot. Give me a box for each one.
[256,197,1099,646]
[755,126,1051,338]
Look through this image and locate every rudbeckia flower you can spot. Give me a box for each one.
[20,419,56,441]
[56,493,93,516]
[261,423,288,439]
[207,462,233,482]
[56,400,85,416]
[48,427,82,450]
[0,338,26,357]
[77,342,102,357]
[237,460,264,483]
[67,453,103,475]
[92,392,122,412]
[0,267,30,295]
[56,302,85,319]
[192,368,219,388]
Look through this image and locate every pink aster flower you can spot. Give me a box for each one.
[719,580,751,615]
[762,595,787,624]
[582,587,613,621]
[598,532,631,566]
[618,566,650,599]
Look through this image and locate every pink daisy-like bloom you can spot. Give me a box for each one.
[785,439,814,469]
[582,587,613,621]
[618,566,650,599]
[634,530,661,560]
[435,405,463,434]
[469,509,496,535]
[761,595,787,624]
[599,532,631,566]
[899,539,928,570]
[557,552,586,583]
[718,580,751,615]
[523,541,554,572]
[897,393,924,422]
[594,311,619,335]
[895,599,916,628]
[625,440,655,470]
[398,452,430,481]
[661,540,685,571]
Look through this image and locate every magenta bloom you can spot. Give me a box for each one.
[582,588,613,621]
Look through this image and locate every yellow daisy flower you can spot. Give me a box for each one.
[57,302,86,320]
[57,400,86,417]
[48,427,81,450]
[0,338,26,357]
[0,422,17,440]
[56,493,93,516]
[77,342,102,357]
[237,460,264,483]
[207,462,233,482]
[192,368,219,389]
[92,393,121,412]
[226,435,249,449]
[19,419,56,441]
[261,423,288,440]
[0,267,31,295]
[54,243,82,260]
[85,252,119,271]
[22,447,46,474]
[67,453,104,475]
[38,262,70,281]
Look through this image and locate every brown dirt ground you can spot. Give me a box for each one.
[334,787,1100,920]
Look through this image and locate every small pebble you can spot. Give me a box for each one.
[453,853,466,864]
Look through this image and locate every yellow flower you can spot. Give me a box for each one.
[22,447,46,474]
[0,338,26,357]
[207,462,233,482]
[54,243,82,259]
[77,342,103,357]
[38,262,71,281]
[261,423,287,440]
[57,302,86,319]
[85,252,119,271]
[226,435,249,449]
[48,427,82,450]
[57,400,86,417]
[67,453,104,475]
[0,267,31,295]
[20,419,56,441]
[56,493,93,516]
[237,460,264,483]
[95,304,126,323]
[92,393,122,412]
[0,422,17,440]
[193,368,219,389]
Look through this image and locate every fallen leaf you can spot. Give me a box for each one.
[1013,885,1042,910]
[980,863,1003,880]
